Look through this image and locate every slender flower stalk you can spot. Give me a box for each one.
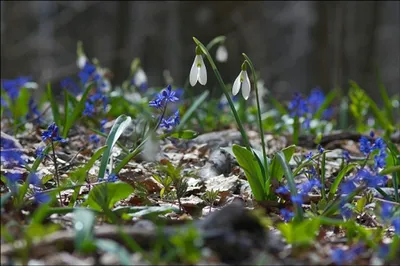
[192,37,251,150]
[242,54,269,176]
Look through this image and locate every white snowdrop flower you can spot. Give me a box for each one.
[189,46,207,87]
[134,67,148,88]
[76,54,88,69]
[232,63,251,100]
[216,44,228,63]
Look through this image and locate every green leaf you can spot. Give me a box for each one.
[47,83,61,127]
[95,239,131,266]
[13,87,31,119]
[83,182,134,212]
[278,218,320,246]
[356,197,367,213]
[98,115,132,180]
[168,130,199,139]
[270,145,295,181]
[63,82,93,138]
[74,208,95,252]
[349,81,393,133]
[175,90,209,132]
[232,144,265,200]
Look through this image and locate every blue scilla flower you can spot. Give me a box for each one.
[79,62,100,85]
[276,186,290,194]
[331,245,364,265]
[339,200,353,219]
[342,151,351,163]
[149,85,180,109]
[1,76,31,100]
[374,151,387,170]
[288,92,308,118]
[355,169,387,188]
[41,122,67,143]
[380,202,393,222]
[26,97,43,125]
[60,77,81,96]
[340,180,357,194]
[392,217,400,234]
[359,136,372,155]
[307,88,325,115]
[83,101,95,117]
[305,151,313,160]
[89,134,100,145]
[33,191,51,204]
[100,119,108,133]
[280,209,294,222]
[291,194,304,205]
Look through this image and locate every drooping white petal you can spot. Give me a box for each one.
[134,68,147,87]
[216,45,228,62]
[198,56,207,85]
[189,55,199,86]
[241,70,251,100]
[232,72,242,96]
[77,55,87,69]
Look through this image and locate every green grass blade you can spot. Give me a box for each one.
[175,90,209,132]
[47,82,61,127]
[328,163,357,201]
[62,82,93,138]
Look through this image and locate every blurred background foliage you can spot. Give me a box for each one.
[1,1,399,101]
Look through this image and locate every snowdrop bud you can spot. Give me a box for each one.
[232,63,251,100]
[134,67,148,88]
[216,44,228,63]
[189,46,207,87]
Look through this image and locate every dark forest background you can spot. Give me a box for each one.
[1,1,399,101]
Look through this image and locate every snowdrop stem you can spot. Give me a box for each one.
[193,37,251,150]
[242,54,269,175]
[205,35,226,50]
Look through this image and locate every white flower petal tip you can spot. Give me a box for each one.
[189,55,207,87]
[216,45,228,63]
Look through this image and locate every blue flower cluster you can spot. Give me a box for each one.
[359,134,387,170]
[149,85,181,131]
[1,76,31,100]
[331,244,364,265]
[380,202,400,234]
[277,177,322,221]
[288,88,334,127]
[98,172,119,183]
[79,62,109,118]
[41,122,67,143]
[25,97,43,125]
[1,137,50,204]
[1,137,25,167]
[60,77,81,96]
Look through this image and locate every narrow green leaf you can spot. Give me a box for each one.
[62,82,94,138]
[232,144,265,200]
[175,90,209,132]
[98,115,132,179]
[47,83,61,127]
[1,192,12,208]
